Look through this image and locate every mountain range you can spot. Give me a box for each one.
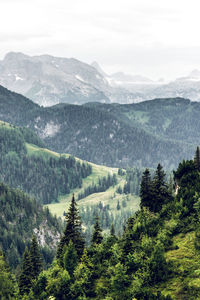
[1,52,200,106]
[0,84,198,170]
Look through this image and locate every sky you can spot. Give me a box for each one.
[1,0,200,80]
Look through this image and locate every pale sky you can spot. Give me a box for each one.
[1,0,200,80]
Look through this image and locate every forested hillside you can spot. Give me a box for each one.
[0,182,63,270]
[85,97,200,145]
[3,149,200,299]
[0,123,92,204]
[0,85,196,169]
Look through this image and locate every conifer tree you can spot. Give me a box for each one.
[19,247,33,295]
[63,240,78,278]
[110,223,115,237]
[194,146,200,171]
[117,200,121,210]
[91,216,103,245]
[29,235,43,280]
[140,168,152,210]
[57,194,84,262]
[0,249,18,299]
[151,163,172,213]
[71,248,94,299]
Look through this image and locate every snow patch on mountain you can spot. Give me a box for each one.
[15,74,23,81]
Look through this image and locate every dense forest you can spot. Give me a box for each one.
[2,148,200,299]
[118,167,143,195]
[0,124,92,204]
[0,85,197,169]
[0,182,63,271]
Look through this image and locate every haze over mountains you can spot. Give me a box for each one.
[1,52,200,106]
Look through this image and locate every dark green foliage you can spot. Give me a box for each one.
[57,195,85,261]
[194,146,200,171]
[19,247,33,295]
[151,164,172,213]
[140,164,172,213]
[2,129,200,299]
[29,235,43,280]
[140,168,152,209]
[18,127,45,147]
[117,200,121,210]
[32,272,48,300]
[91,216,103,245]
[63,240,78,278]
[78,173,117,200]
[0,249,18,299]
[80,202,133,244]
[118,168,126,176]
[110,224,115,237]
[123,167,143,195]
[109,262,130,300]
[0,126,92,204]
[46,265,71,300]
[149,242,168,284]
[0,182,62,270]
[71,249,94,299]
[174,159,200,214]
[0,85,196,169]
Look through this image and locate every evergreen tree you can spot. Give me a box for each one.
[151,164,172,213]
[110,224,115,237]
[29,235,43,280]
[19,247,33,295]
[117,200,121,210]
[63,240,78,278]
[91,216,103,245]
[194,146,200,171]
[0,249,18,299]
[57,194,85,262]
[71,249,94,299]
[140,168,152,210]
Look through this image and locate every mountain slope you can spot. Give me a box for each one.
[87,97,200,145]
[0,122,92,204]
[0,181,62,269]
[0,52,111,106]
[0,85,196,169]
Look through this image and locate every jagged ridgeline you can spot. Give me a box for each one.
[0,123,92,204]
[0,181,62,269]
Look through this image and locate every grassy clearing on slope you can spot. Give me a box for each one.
[0,120,11,128]
[46,166,129,218]
[26,143,60,158]
[47,187,139,221]
[156,232,200,299]
[26,143,136,219]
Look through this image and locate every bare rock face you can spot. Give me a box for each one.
[1,52,200,106]
[0,52,111,106]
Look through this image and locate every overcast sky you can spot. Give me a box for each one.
[1,0,200,80]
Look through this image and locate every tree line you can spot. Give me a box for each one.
[3,147,200,299]
[0,126,92,204]
[78,174,117,200]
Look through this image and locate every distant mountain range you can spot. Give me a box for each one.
[1,52,200,106]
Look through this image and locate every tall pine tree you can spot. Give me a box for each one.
[57,194,85,262]
[194,146,200,171]
[151,163,172,213]
[91,216,103,245]
[63,240,78,278]
[140,168,152,210]
[29,235,43,280]
[18,247,33,295]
